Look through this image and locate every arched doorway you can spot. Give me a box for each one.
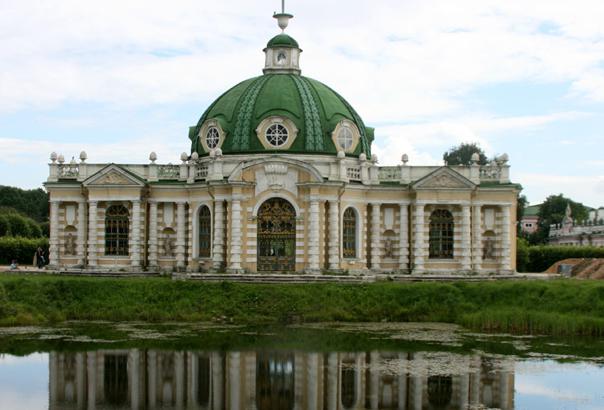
[257,198,296,272]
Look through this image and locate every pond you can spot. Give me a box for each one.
[0,322,603,409]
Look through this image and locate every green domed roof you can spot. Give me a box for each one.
[266,33,299,48]
[189,74,374,157]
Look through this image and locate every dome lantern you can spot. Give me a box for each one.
[264,1,301,75]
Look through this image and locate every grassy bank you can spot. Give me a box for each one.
[0,275,603,336]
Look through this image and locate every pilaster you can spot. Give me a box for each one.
[472,205,482,272]
[413,204,425,273]
[148,202,158,269]
[87,200,98,268]
[176,202,186,270]
[130,199,141,268]
[398,203,409,271]
[370,203,381,270]
[49,200,60,267]
[500,204,512,273]
[76,200,86,266]
[307,198,320,272]
[328,200,340,270]
[228,197,243,273]
[212,200,225,271]
[461,204,472,271]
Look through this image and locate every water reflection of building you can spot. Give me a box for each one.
[49,350,514,409]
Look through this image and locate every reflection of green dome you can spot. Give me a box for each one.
[266,33,299,48]
[189,74,374,157]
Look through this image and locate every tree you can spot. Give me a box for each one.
[531,194,589,244]
[516,194,528,234]
[443,142,487,166]
[0,186,48,223]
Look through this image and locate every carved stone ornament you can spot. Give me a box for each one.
[424,174,467,188]
[94,171,132,185]
[65,233,76,256]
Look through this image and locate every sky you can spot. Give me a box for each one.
[0,0,603,206]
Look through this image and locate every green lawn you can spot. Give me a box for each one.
[0,274,603,336]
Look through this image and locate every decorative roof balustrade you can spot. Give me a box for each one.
[196,164,208,180]
[346,166,361,181]
[378,166,401,181]
[158,164,180,179]
[479,163,502,181]
[57,163,79,179]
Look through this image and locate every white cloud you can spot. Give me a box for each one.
[1,0,604,117]
[517,173,604,206]
[516,380,590,403]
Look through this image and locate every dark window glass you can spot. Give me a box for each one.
[199,206,212,258]
[343,208,357,258]
[429,209,454,259]
[105,205,129,256]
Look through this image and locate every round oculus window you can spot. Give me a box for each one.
[206,127,220,149]
[266,124,289,147]
[337,126,354,150]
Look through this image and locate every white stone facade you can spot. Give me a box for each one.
[45,152,519,274]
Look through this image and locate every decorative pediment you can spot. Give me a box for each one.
[412,167,475,190]
[83,164,146,187]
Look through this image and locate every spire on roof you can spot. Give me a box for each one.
[273,0,293,32]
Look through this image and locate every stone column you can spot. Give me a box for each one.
[328,200,340,270]
[212,200,225,271]
[76,352,85,409]
[413,204,425,273]
[397,353,407,410]
[176,202,186,270]
[87,201,98,268]
[326,353,338,410]
[461,204,472,271]
[369,351,379,409]
[129,349,140,410]
[308,198,320,272]
[49,200,60,267]
[212,352,224,410]
[87,352,97,410]
[398,203,409,271]
[500,205,511,273]
[77,200,87,266]
[131,200,141,268]
[307,353,319,410]
[228,352,241,410]
[370,203,381,270]
[148,202,158,269]
[459,374,469,409]
[472,205,482,272]
[147,351,157,409]
[228,198,243,273]
[175,352,184,408]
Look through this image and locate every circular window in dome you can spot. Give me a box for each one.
[337,126,354,150]
[206,127,220,149]
[266,124,289,147]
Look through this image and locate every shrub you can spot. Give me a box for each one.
[0,209,45,238]
[516,238,530,272]
[0,237,49,265]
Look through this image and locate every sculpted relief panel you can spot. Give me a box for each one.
[255,164,298,196]
[92,171,132,185]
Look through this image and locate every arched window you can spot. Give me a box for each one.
[198,205,212,258]
[343,208,357,258]
[105,205,129,256]
[429,209,454,259]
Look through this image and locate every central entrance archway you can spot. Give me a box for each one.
[257,198,296,272]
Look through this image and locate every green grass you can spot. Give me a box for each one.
[0,275,603,336]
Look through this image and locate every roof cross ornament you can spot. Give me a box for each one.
[273,0,293,32]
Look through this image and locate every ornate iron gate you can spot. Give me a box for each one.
[257,198,296,272]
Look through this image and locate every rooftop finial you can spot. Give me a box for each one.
[273,0,293,32]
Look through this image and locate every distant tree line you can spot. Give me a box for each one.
[0,186,49,238]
